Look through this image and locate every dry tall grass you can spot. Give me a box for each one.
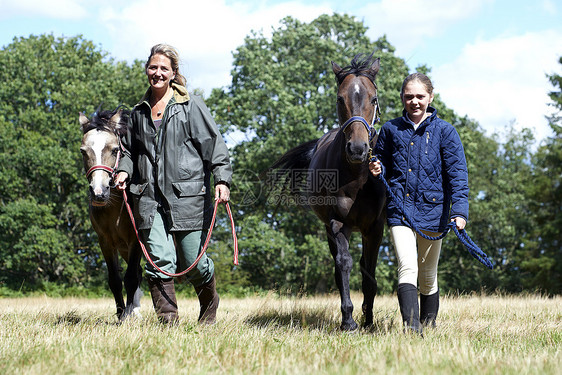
[0,293,560,374]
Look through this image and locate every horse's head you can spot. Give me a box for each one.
[332,54,380,164]
[79,108,128,207]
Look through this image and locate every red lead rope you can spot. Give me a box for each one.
[122,190,239,278]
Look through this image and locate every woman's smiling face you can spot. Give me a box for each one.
[146,53,175,91]
[401,80,434,122]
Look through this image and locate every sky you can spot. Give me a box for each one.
[1,0,561,143]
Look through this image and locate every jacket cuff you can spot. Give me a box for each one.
[116,156,133,176]
[215,180,230,188]
[450,214,468,222]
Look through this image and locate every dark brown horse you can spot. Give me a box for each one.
[269,53,386,330]
[79,108,142,321]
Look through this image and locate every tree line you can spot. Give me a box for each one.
[0,14,560,296]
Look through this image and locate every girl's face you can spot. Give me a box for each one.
[146,54,175,91]
[401,80,434,120]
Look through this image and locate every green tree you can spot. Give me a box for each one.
[0,34,146,290]
[207,14,410,294]
[438,120,535,293]
[520,56,562,294]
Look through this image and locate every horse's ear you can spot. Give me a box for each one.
[110,109,123,126]
[367,57,381,80]
[79,112,89,132]
[331,61,343,76]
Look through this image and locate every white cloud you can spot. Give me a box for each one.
[0,0,88,20]
[97,0,330,95]
[542,0,558,14]
[358,0,492,57]
[432,30,562,142]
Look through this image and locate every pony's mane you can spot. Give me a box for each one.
[83,106,130,136]
[335,52,378,85]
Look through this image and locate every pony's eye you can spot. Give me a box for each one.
[371,97,378,105]
[112,148,119,155]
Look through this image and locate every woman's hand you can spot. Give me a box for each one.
[113,172,129,190]
[215,184,230,203]
[369,160,382,177]
[451,217,466,230]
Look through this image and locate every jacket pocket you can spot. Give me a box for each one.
[418,190,446,228]
[422,190,444,204]
[178,140,203,180]
[172,181,206,197]
[129,182,148,196]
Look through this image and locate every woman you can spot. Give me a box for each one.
[369,73,469,334]
[114,44,232,325]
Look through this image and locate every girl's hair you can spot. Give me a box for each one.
[145,44,187,87]
[400,72,434,97]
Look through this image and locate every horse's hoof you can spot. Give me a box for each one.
[340,321,359,331]
[119,305,142,322]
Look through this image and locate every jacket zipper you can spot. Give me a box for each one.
[425,131,429,154]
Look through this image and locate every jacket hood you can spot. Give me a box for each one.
[135,82,191,109]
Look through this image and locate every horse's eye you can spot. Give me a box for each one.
[112,148,119,155]
[337,96,345,103]
[80,148,87,155]
[371,97,378,105]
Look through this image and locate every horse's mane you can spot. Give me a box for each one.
[334,52,378,85]
[83,106,130,136]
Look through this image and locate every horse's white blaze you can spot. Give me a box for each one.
[89,130,112,195]
[354,83,360,94]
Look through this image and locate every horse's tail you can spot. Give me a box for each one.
[270,138,317,171]
[262,138,319,194]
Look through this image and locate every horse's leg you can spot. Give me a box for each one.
[121,243,143,320]
[101,245,126,320]
[360,218,384,328]
[326,221,356,331]
[132,244,143,311]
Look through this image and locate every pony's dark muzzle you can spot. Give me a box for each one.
[346,141,369,163]
[90,185,110,206]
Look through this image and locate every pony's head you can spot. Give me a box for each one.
[79,107,129,206]
[332,53,381,164]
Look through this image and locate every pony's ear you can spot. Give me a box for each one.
[111,108,129,134]
[110,109,123,126]
[367,57,381,81]
[79,112,89,132]
[331,61,343,76]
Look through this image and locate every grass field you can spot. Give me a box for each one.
[0,293,560,374]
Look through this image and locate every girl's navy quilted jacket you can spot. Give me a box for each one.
[374,107,469,232]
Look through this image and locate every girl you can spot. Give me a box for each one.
[370,73,469,334]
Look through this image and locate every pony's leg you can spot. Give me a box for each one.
[360,219,384,327]
[122,243,143,320]
[101,246,126,320]
[326,221,357,331]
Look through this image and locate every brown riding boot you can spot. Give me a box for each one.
[147,277,179,325]
[194,275,219,324]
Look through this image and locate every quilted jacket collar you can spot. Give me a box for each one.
[402,106,437,130]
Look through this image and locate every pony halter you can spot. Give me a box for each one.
[340,97,381,142]
[85,146,122,182]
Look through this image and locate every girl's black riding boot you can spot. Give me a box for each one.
[194,274,219,325]
[420,290,439,328]
[397,283,423,335]
[147,277,179,325]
